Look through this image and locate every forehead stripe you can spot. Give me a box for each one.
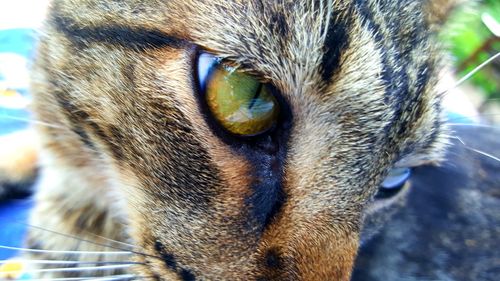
[51,12,187,50]
[321,12,351,83]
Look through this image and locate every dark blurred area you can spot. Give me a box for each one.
[353,126,500,281]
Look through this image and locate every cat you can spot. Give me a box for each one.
[0,0,473,280]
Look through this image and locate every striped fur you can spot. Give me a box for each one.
[18,0,458,280]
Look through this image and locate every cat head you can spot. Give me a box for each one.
[34,0,459,279]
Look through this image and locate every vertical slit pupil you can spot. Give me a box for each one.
[248,84,264,109]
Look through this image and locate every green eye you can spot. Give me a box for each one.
[198,53,279,136]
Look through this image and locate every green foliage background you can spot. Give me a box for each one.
[442,0,500,99]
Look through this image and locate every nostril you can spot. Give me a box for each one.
[258,247,296,281]
[264,248,282,269]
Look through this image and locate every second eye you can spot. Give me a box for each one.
[197,53,279,137]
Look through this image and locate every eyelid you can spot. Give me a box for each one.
[197,53,217,90]
[381,168,411,189]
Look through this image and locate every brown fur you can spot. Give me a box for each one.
[0,0,460,280]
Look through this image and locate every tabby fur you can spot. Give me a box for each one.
[1,0,460,280]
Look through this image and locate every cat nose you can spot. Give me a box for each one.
[257,221,359,281]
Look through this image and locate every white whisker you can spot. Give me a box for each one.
[0,114,65,129]
[466,147,500,163]
[19,224,163,261]
[450,136,500,162]
[447,123,500,129]
[0,246,132,255]
[83,275,142,281]
[446,113,500,123]
[450,136,466,146]
[0,264,132,274]
[0,260,141,265]
[26,275,138,281]
[440,51,500,97]
[23,224,133,253]
[83,232,135,250]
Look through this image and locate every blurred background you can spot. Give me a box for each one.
[1,0,49,135]
[0,0,49,261]
[441,0,500,124]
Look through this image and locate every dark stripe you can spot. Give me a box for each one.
[153,240,196,281]
[53,90,96,149]
[179,269,196,281]
[354,0,408,104]
[85,119,127,160]
[354,0,416,145]
[248,83,263,109]
[270,12,289,38]
[354,0,414,94]
[264,248,283,269]
[51,12,187,50]
[353,0,393,104]
[106,125,126,160]
[154,241,178,272]
[243,100,291,231]
[246,174,286,229]
[321,12,350,82]
[396,63,431,138]
[53,87,126,159]
[72,125,95,149]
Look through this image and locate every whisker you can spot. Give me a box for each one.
[465,147,500,163]
[440,51,500,97]
[0,264,132,274]
[26,275,139,281]
[0,114,65,129]
[22,224,135,253]
[82,232,135,250]
[450,136,466,146]
[446,113,500,123]
[0,246,132,255]
[22,224,164,261]
[447,123,500,129]
[0,259,143,265]
[450,136,500,162]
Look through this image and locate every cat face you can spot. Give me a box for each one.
[33,0,454,279]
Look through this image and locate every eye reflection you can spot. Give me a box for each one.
[197,53,279,137]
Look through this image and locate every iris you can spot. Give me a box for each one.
[198,53,279,136]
